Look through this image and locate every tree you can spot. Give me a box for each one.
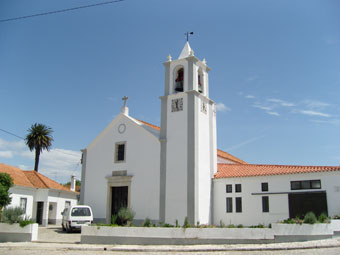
[0,173,13,218]
[25,123,54,172]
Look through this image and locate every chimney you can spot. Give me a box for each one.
[70,175,76,192]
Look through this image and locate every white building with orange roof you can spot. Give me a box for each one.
[81,43,340,226]
[0,163,78,226]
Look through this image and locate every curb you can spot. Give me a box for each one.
[1,239,340,252]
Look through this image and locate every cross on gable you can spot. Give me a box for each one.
[122,96,128,107]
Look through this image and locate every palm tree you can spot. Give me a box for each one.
[25,123,54,172]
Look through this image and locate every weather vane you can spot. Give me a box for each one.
[185,31,194,42]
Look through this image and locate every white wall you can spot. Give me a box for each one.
[165,93,188,225]
[84,114,160,222]
[213,171,340,226]
[197,97,213,224]
[9,186,35,219]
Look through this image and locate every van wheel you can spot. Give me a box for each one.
[66,225,72,233]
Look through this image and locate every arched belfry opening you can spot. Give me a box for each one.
[198,69,204,94]
[175,67,184,92]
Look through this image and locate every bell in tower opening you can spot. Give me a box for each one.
[198,70,203,93]
[175,68,184,92]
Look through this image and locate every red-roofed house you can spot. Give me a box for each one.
[81,43,340,226]
[0,163,78,226]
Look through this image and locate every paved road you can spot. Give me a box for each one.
[38,225,80,243]
[1,225,340,255]
[2,247,340,255]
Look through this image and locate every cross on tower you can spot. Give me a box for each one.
[122,96,128,107]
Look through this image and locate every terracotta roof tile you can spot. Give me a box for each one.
[0,163,34,187]
[217,149,246,164]
[0,163,76,192]
[215,164,340,179]
[136,119,161,131]
[135,120,246,164]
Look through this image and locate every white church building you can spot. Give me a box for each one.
[80,43,340,226]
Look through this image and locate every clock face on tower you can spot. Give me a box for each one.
[171,98,183,112]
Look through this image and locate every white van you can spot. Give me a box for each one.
[61,205,93,232]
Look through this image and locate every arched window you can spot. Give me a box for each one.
[175,68,184,92]
[198,70,204,93]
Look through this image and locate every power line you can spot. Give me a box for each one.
[0,127,80,158]
[0,128,25,140]
[0,0,124,23]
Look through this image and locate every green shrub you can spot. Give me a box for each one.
[227,224,235,228]
[236,224,244,228]
[182,216,190,228]
[111,214,117,225]
[19,217,34,228]
[175,219,179,228]
[303,212,317,224]
[318,213,329,223]
[162,223,174,228]
[1,207,24,224]
[116,207,135,226]
[143,217,152,227]
[333,215,340,220]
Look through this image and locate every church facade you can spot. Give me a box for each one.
[80,43,340,226]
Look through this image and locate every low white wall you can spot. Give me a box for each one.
[0,223,38,242]
[81,222,340,245]
[81,226,274,244]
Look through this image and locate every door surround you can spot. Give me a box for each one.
[106,171,132,224]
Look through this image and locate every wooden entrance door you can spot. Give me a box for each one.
[111,186,128,216]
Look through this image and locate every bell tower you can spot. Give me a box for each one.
[159,42,217,225]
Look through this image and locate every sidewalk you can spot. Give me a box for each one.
[1,237,340,252]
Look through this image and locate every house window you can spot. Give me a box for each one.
[115,142,126,162]
[262,196,269,212]
[20,198,27,213]
[226,197,233,213]
[235,184,242,193]
[261,182,268,192]
[291,180,321,190]
[226,184,232,193]
[235,197,242,213]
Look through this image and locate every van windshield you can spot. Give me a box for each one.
[71,207,91,217]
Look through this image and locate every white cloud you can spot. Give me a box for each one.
[0,138,81,184]
[303,100,330,110]
[267,111,280,116]
[226,135,265,152]
[0,151,13,158]
[216,103,230,112]
[245,95,255,99]
[0,138,26,150]
[298,110,331,118]
[253,105,272,111]
[267,98,295,107]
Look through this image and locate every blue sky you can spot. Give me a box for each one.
[0,0,340,183]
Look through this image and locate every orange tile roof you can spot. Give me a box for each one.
[0,163,34,188]
[135,120,246,164]
[217,149,246,164]
[0,163,76,193]
[215,163,340,179]
[136,119,161,131]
